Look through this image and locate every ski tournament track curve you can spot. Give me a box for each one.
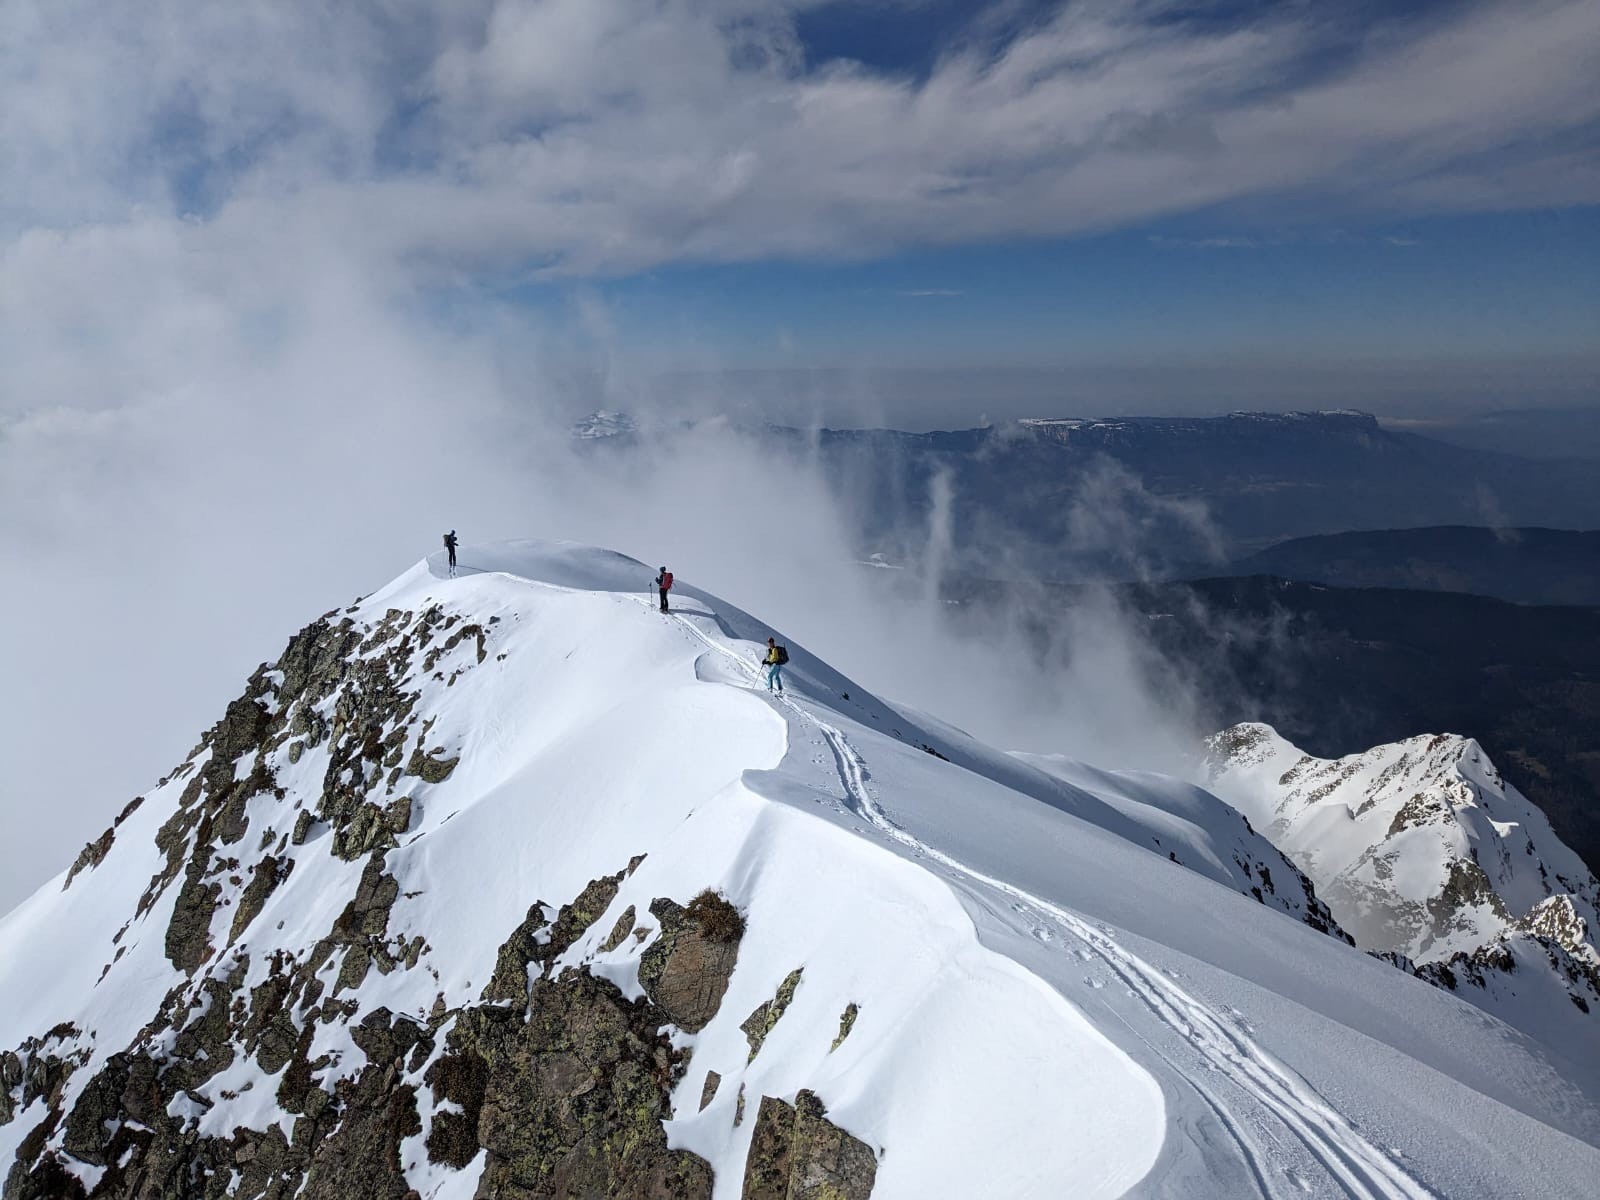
[657,597,1434,1200]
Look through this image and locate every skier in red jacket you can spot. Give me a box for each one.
[655,566,674,613]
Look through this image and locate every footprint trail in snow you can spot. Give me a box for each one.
[662,598,1433,1200]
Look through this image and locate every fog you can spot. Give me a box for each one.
[0,255,1230,911]
[7,0,1599,912]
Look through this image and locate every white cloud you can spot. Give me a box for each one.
[1,0,1597,909]
[3,0,1597,278]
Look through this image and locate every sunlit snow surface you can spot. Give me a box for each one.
[3,539,1598,1198]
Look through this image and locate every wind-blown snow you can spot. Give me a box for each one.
[4,540,1600,1198]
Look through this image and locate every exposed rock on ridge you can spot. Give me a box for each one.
[1205,722,1600,1043]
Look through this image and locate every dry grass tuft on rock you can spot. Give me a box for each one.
[685,889,745,943]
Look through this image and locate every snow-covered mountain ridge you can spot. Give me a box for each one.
[1205,723,1600,1066]
[4,542,1599,1198]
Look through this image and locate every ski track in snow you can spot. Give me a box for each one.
[462,570,1432,1199]
[652,594,1433,1200]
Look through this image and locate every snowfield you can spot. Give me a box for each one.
[2,540,1598,1198]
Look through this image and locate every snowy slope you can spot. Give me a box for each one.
[2,542,1598,1200]
[1205,723,1600,1079]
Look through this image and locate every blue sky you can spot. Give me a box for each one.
[408,0,1598,408]
[5,0,1599,419]
[526,208,1600,374]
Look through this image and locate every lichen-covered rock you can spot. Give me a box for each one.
[699,1070,721,1112]
[443,969,713,1199]
[328,854,403,996]
[382,797,412,835]
[230,855,292,944]
[740,1090,877,1200]
[742,1096,795,1200]
[0,1051,20,1126]
[482,903,553,1005]
[830,1003,859,1053]
[62,826,116,891]
[300,1022,424,1200]
[405,747,458,784]
[483,864,638,1005]
[164,961,248,1095]
[165,853,222,973]
[638,896,742,1032]
[600,905,637,953]
[331,802,397,861]
[742,968,803,1062]
[545,870,628,964]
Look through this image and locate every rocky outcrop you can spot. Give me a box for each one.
[483,902,556,1005]
[482,859,644,1004]
[62,819,118,891]
[5,863,735,1200]
[638,893,743,1032]
[831,1003,859,1053]
[299,1011,429,1200]
[3,584,891,1200]
[1207,722,1600,1047]
[230,854,293,944]
[0,1053,20,1126]
[327,853,421,995]
[438,971,713,1199]
[741,1090,877,1200]
[165,852,223,973]
[700,1071,721,1111]
[742,968,803,1062]
[600,905,637,952]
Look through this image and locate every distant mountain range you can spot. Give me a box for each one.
[783,410,1600,571]
[945,573,1600,877]
[1225,526,1600,606]
[1401,408,1600,463]
[573,409,1600,575]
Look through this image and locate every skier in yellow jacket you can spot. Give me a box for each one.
[763,637,788,694]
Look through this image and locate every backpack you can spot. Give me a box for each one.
[661,571,674,590]
[774,645,789,665]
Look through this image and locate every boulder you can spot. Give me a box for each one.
[740,1090,877,1200]
[638,896,742,1033]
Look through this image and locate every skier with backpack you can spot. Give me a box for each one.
[443,530,459,577]
[655,566,674,613]
[763,637,789,693]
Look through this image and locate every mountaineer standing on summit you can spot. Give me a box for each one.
[655,565,674,612]
[443,530,459,577]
